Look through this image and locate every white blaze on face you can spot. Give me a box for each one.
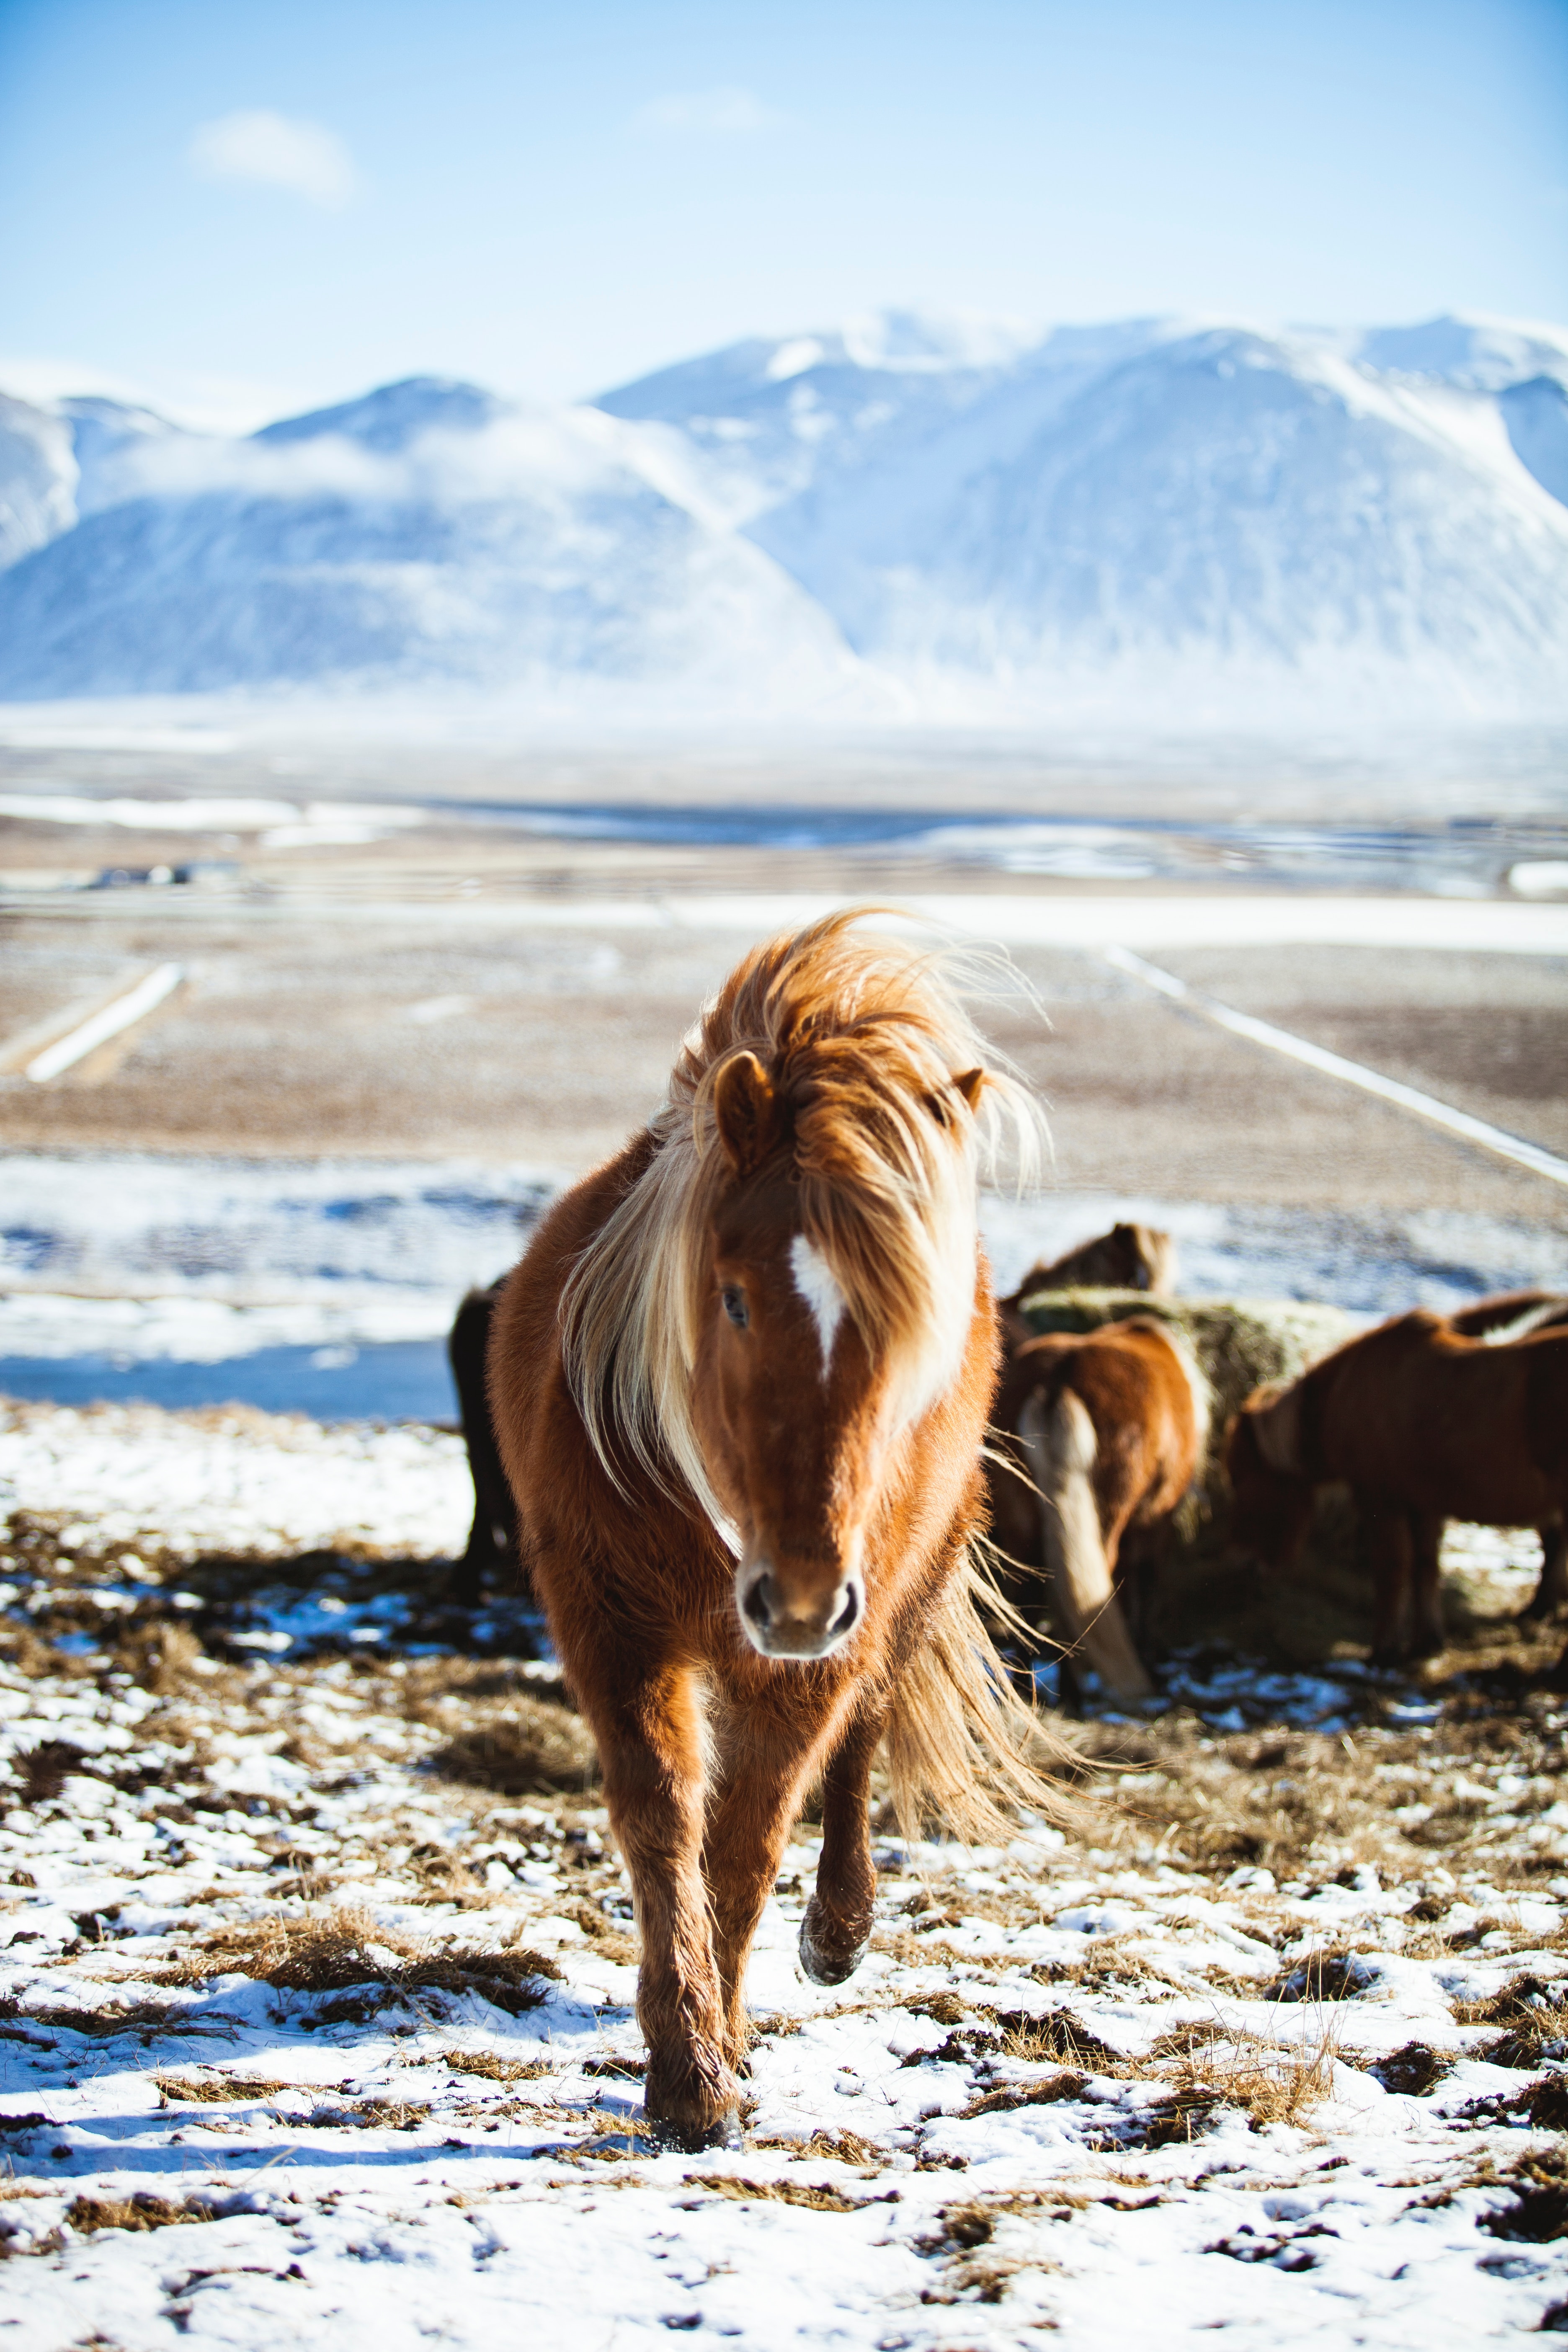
[789,1233,845,1372]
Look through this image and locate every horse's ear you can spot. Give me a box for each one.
[712,1051,784,1175]
[954,1067,987,1114]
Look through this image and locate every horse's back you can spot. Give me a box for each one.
[1319,1311,1568,1517]
[1002,1314,1199,1501]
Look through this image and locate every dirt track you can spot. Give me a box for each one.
[2,898,1565,1236]
[0,746,1565,1239]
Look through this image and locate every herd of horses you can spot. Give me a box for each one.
[450,913,1565,2148]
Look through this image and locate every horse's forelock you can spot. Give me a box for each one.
[561,912,1047,1524]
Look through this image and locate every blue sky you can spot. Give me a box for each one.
[2,0,1564,428]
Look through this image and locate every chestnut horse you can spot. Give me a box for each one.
[490,914,1062,2148]
[989,1316,1207,1703]
[1225,1299,1568,1662]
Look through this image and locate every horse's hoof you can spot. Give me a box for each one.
[640,2105,742,2153]
[798,1909,869,1987]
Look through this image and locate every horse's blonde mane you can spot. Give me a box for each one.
[559,910,1049,1534]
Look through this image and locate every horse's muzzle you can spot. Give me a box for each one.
[736,1558,864,1659]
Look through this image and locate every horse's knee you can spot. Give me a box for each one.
[798,1893,870,1986]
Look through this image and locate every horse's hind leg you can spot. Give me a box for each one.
[1522,1523,1568,1621]
[799,1701,885,1988]
[1409,1511,1447,1658]
[447,1281,517,1608]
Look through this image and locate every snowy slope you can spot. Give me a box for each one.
[0,388,863,704]
[0,312,1565,718]
[741,322,1568,719]
[0,393,77,569]
[596,308,1056,526]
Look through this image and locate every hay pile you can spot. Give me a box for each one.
[1014,1287,1373,1661]
[1015,1287,1359,1478]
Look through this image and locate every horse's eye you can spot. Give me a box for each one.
[722,1287,749,1328]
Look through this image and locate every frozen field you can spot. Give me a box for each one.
[2,1151,1565,1421]
[1,1400,1567,2347]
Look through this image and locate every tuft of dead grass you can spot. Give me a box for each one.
[173,1905,563,2017]
[155,2073,291,2105]
[1156,2024,1338,2133]
[3,1995,224,2043]
[9,1742,87,1805]
[1269,1949,1374,2002]
[441,2049,553,2083]
[428,1699,599,1795]
[1454,1973,1568,2068]
[754,2128,885,2170]
[683,2174,876,2213]
[67,2192,214,2235]
[962,2073,1086,2118]
[997,2008,1125,2072]
[1482,2144,1568,2244]
[1372,2043,1455,2097]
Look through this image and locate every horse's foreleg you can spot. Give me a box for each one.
[799,1700,885,1988]
[1364,1495,1413,1666]
[700,1701,833,2068]
[592,1665,739,2151]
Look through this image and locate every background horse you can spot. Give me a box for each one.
[1000,1220,1176,1315]
[446,1278,518,1607]
[1226,1300,1568,1662]
[490,912,1064,2149]
[988,1316,1207,1703]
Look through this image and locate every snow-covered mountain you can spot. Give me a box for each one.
[1,312,1565,721]
[0,381,864,707]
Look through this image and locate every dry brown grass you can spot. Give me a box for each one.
[441,2048,554,2083]
[172,1904,563,2016]
[1480,2144,1568,2244]
[684,2174,875,2213]
[996,2008,1125,2071]
[1372,2043,1456,2096]
[1153,2019,1339,2133]
[427,1698,599,1795]
[67,2192,214,2235]
[962,2072,1087,2118]
[1453,1973,1568,2068]
[3,1995,226,2043]
[155,2073,291,2104]
[754,2128,886,2170]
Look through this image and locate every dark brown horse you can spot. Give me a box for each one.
[490,913,1063,2149]
[446,1279,518,1607]
[989,1316,1207,1702]
[1226,1298,1568,1662]
[1001,1221,1176,1315]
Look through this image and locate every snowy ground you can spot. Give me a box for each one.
[3,1153,1565,1424]
[2,1402,1568,2347]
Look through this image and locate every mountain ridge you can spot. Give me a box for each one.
[1,309,1564,721]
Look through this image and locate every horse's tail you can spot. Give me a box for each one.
[1020,1388,1153,1704]
[882,1537,1081,1844]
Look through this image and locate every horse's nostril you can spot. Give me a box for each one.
[829,1583,861,1639]
[743,1575,774,1633]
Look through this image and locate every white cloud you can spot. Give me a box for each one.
[633,87,783,136]
[188,111,357,207]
